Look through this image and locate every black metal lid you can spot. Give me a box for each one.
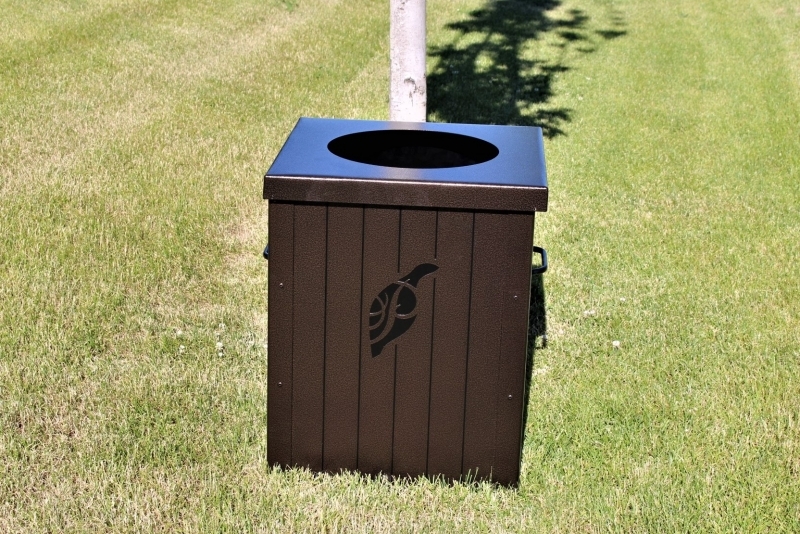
[264,118,548,212]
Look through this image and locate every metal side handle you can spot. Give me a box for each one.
[263,243,270,260]
[532,246,547,274]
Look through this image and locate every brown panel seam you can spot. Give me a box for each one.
[492,223,507,476]
[397,209,403,273]
[391,344,398,475]
[321,206,329,471]
[290,204,297,465]
[460,212,476,480]
[517,216,536,474]
[519,215,535,463]
[425,277,436,475]
[434,210,439,259]
[390,209,402,475]
[356,207,365,469]
[425,210,439,474]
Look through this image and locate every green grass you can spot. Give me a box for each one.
[1,0,799,531]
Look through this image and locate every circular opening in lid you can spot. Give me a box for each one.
[327,129,499,169]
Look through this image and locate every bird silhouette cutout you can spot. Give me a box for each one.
[369,263,438,357]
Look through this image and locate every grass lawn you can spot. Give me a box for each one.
[1,0,799,531]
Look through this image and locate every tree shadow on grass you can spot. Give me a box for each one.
[427,0,626,138]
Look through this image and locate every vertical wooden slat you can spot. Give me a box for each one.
[323,205,364,472]
[427,210,474,480]
[291,204,327,470]
[358,207,400,475]
[462,212,506,481]
[492,213,534,485]
[267,201,295,467]
[392,209,437,477]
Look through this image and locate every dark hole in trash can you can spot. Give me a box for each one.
[327,129,499,169]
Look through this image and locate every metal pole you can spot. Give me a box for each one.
[389,0,426,122]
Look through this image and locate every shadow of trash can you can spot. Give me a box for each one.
[263,117,547,485]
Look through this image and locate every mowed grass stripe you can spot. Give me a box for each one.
[0,0,386,354]
[0,0,344,192]
[0,0,388,356]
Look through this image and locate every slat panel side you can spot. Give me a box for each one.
[267,201,295,467]
[392,209,437,477]
[492,213,534,485]
[358,208,400,475]
[323,206,364,472]
[462,212,505,481]
[290,204,328,470]
[426,210,474,480]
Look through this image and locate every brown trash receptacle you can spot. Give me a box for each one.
[263,117,548,485]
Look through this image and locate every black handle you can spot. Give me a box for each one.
[263,244,270,260]
[531,246,547,274]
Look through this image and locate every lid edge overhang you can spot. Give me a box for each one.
[263,174,548,213]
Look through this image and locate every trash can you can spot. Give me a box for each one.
[263,117,548,485]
